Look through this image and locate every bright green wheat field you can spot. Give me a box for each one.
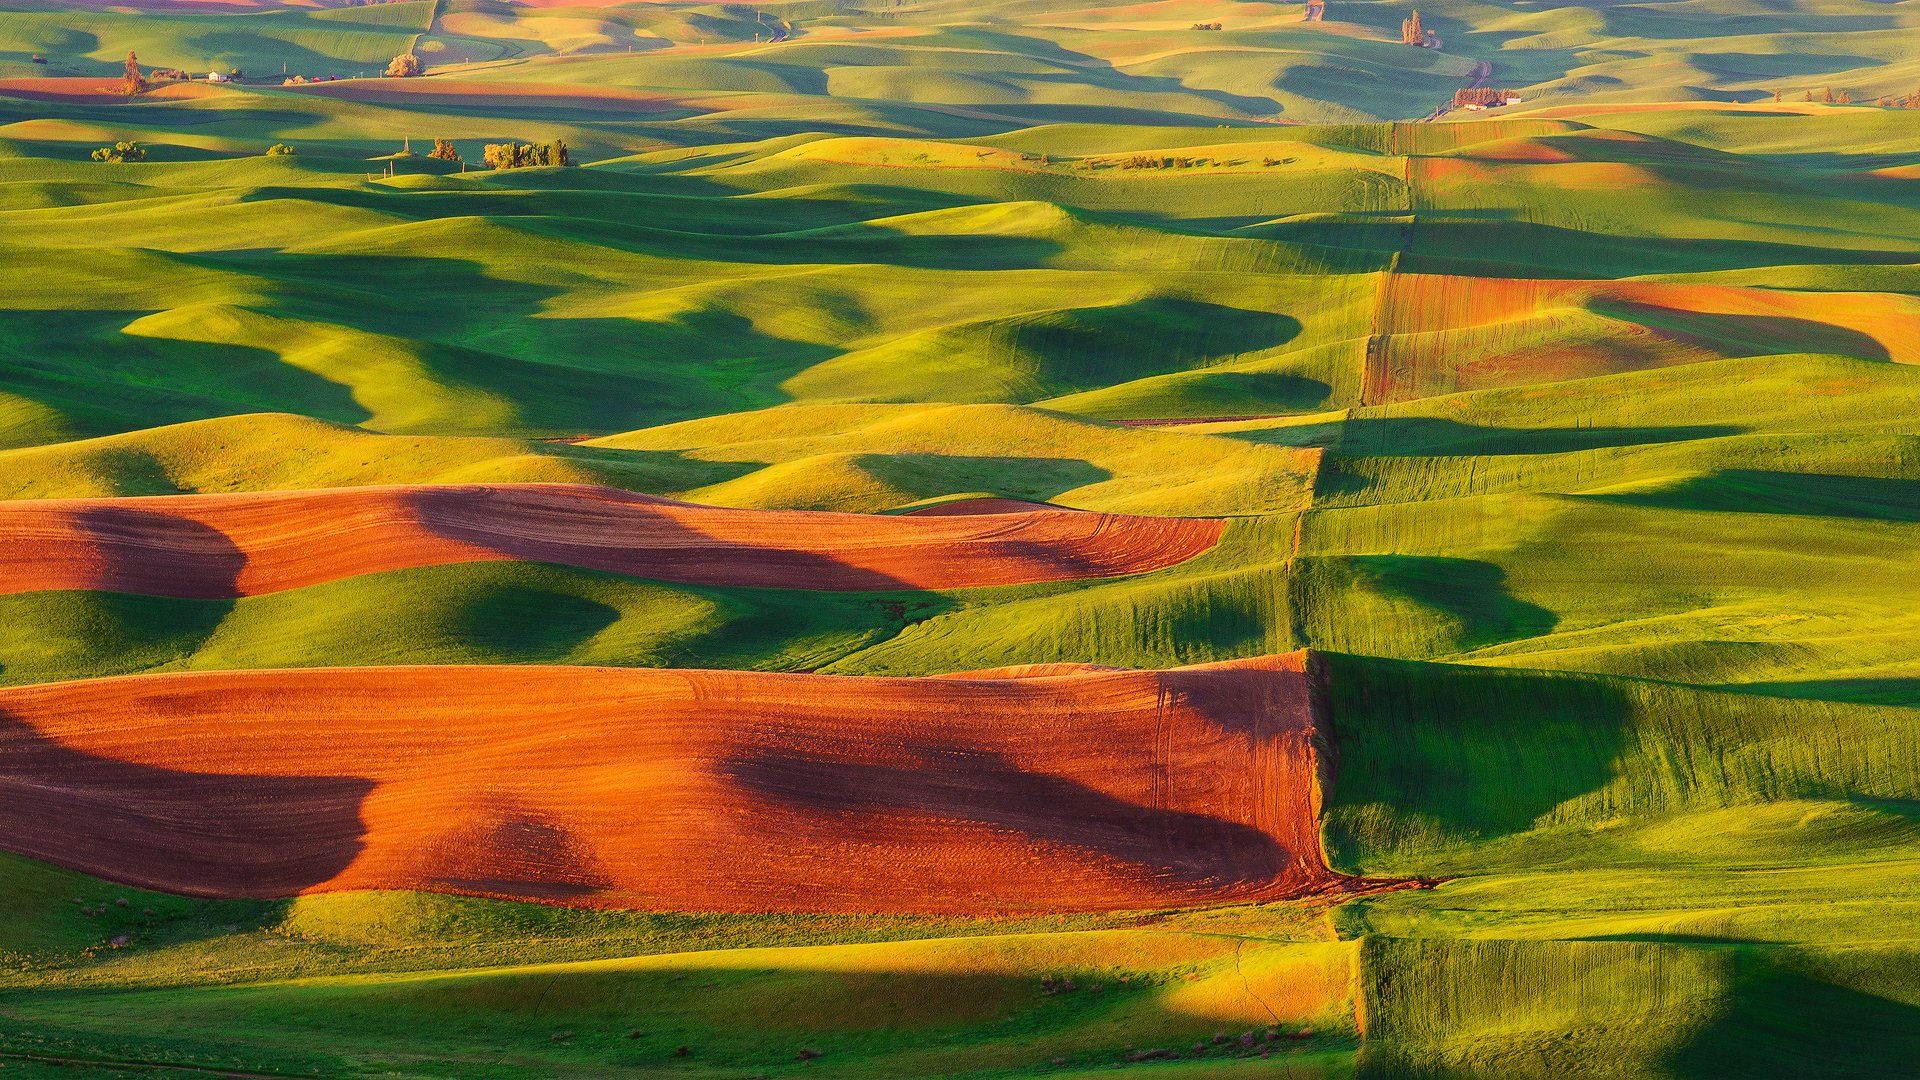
[0,0,1917,1075]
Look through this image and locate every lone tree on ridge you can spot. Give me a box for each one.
[121,50,147,95]
[385,51,422,78]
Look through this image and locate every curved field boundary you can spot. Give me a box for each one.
[0,653,1343,913]
[0,483,1224,597]
[901,497,1072,516]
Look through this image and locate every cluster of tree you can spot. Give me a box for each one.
[91,140,145,163]
[1785,87,1855,104]
[1189,21,1223,30]
[385,51,423,78]
[482,140,572,169]
[1767,86,1920,106]
[1454,86,1517,108]
[428,138,462,162]
[1114,154,1213,168]
[266,143,296,156]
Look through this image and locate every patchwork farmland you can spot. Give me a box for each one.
[0,0,1916,1076]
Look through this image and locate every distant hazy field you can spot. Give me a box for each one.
[0,0,1916,1076]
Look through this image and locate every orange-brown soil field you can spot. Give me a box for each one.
[1363,272,1920,403]
[0,653,1343,912]
[0,483,1224,597]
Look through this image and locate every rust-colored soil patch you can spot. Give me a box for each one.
[0,654,1342,912]
[0,483,1223,597]
[0,79,218,104]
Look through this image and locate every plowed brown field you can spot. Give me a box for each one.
[0,483,1223,597]
[0,654,1340,912]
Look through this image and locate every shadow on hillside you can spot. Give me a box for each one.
[58,504,249,600]
[0,591,233,687]
[1666,965,1920,1080]
[1232,415,1743,458]
[1593,300,1892,362]
[723,741,1289,891]
[400,485,928,591]
[1316,655,1633,859]
[0,706,372,898]
[1584,470,1920,522]
[1345,555,1557,651]
[536,442,766,490]
[0,309,374,434]
[1400,217,1920,278]
[1717,678,1920,708]
[0,949,1351,1074]
[853,453,1109,506]
[253,183,1073,270]
[448,584,625,662]
[219,250,840,431]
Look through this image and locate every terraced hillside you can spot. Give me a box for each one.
[0,0,1916,1077]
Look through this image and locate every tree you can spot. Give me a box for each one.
[1772,88,1782,103]
[1836,89,1851,105]
[1401,8,1424,45]
[121,51,147,96]
[91,140,146,163]
[385,51,422,78]
[1822,86,1835,104]
[428,138,461,162]
[266,143,296,156]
